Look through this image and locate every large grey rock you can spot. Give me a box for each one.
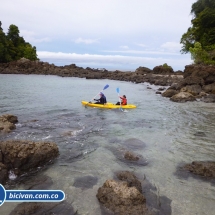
[162,89,178,98]
[170,92,196,102]
[200,94,215,103]
[0,140,59,184]
[180,84,202,96]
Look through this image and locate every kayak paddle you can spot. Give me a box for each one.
[88,84,109,104]
[116,87,123,111]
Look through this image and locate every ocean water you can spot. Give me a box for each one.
[0,74,215,215]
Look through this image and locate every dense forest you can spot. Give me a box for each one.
[0,21,38,63]
[180,0,215,65]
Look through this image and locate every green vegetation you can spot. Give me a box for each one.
[162,63,173,70]
[180,0,215,65]
[0,21,39,63]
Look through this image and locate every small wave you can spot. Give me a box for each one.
[9,170,17,180]
[83,148,97,155]
[71,129,83,136]
[16,123,22,127]
[62,129,83,137]
[42,135,51,140]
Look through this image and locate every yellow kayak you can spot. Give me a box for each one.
[81,101,136,109]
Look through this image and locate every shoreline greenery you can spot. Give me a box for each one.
[1,1,215,67]
[180,0,215,65]
[0,21,39,63]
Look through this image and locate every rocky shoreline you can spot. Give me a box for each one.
[0,58,182,86]
[1,58,215,214]
[1,58,215,103]
[0,115,59,185]
[1,114,215,214]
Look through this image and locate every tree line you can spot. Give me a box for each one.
[181,0,215,65]
[0,21,39,63]
[1,0,215,66]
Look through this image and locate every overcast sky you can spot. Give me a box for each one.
[1,0,196,71]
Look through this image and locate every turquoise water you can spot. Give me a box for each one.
[0,74,215,215]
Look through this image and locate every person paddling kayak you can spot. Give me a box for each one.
[94,92,107,104]
[116,95,127,105]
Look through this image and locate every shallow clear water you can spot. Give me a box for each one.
[0,74,215,215]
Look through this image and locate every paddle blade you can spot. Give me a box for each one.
[116,87,120,94]
[103,84,109,90]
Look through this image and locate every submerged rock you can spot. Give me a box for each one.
[175,161,215,186]
[106,146,148,167]
[23,174,54,190]
[123,138,146,150]
[73,175,98,190]
[184,161,215,178]
[124,151,140,161]
[9,201,78,215]
[194,131,206,137]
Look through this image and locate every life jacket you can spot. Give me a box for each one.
[100,95,107,104]
[120,97,127,105]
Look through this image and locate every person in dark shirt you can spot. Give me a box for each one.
[94,92,107,104]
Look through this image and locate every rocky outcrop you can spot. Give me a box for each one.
[183,161,215,178]
[135,66,152,75]
[202,83,215,94]
[0,59,183,86]
[0,162,8,184]
[0,140,59,184]
[97,177,148,215]
[180,84,202,96]
[2,59,215,103]
[170,92,196,102]
[162,89,179,98]
[162,65,215,102]
[0,114,18,133]
[96,171,167,215]
[200,94,215,102]
[97,180,147,215]
[153,65,174,74]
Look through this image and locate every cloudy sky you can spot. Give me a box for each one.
[1,0,196,71]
